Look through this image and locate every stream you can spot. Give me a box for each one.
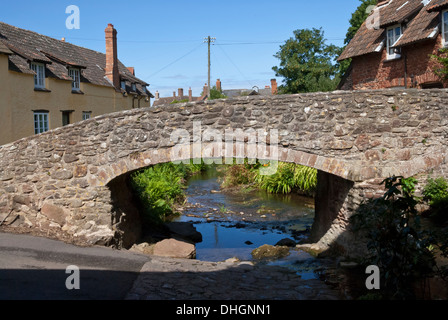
[173,167,326,280]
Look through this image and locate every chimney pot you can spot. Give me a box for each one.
[216,79,222,92]
[189,87,193,102]
[155,91,160,100]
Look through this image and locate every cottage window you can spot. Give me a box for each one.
[30,62,46,89]
[443,10,448,47]
[386,25,402,60]
[62,111,72,126]
[82,111,92,120]
[121,80,126,91]
[131,83,136,92]
[34,112,49,134]
[69,68,81,91]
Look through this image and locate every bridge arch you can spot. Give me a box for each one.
[0,89,447,255]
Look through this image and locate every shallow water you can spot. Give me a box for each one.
[174,168,321,278]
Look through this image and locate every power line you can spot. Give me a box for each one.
[217,44,253,89]
[144,43,204,80]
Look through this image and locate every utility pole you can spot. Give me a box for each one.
[204,36,216,98]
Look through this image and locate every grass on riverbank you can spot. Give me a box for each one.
[130,161,206,225]
[220,160,317,197]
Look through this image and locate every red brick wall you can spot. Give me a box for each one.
[351,35,446,90]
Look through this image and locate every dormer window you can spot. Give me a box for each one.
[68,68,81,91]
[386,24,402,60]
[443,10,448,47]
[131,83,136,92]
[121,80,126,91]
[30,62,45,89]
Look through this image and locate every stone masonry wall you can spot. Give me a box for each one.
[0,89,447,250]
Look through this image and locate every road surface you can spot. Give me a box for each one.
[0,232,150,300]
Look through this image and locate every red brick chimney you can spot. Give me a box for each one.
[178,88,184,98]
[271,79,278,95]
[127,67,135,75]
[216,79,222,92]
[189,88,193,101]
[105,24,120,90]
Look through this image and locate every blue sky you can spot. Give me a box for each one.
[1,0,361,98]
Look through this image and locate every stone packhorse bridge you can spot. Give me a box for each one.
[0,89,447,255]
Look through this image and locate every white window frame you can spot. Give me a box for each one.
[82,112,92,121]
[34,112,49,134]
[68,68,81,91]
[442,10,448,47]
[30,62,46,89]
[386,24,403,60]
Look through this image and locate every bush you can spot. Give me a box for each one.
[220,160,258,188]
[350,176,437,299]
[423,177,448,222]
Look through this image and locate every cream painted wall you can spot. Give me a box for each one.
[0,64,150,146]
[0,54,13,144]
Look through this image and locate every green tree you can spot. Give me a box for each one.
[209,86,227,100]
[272,28,341,94]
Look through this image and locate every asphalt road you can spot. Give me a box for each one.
[0,232,151,300]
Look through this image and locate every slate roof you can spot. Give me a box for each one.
[0,21,150,94]
[339,0,442,61]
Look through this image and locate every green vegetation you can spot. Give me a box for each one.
[209,86,227,100]
[431,48,448,82]
[423,177,448,222]
[171,99,190,104]
[130,161,206,225]
[351,176,448,299]
[220,160,317,196]
[272,28,341,94]
[255,163,317,196]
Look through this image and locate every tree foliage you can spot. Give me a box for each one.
[431,48,448,83]
[272,28,341,94]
